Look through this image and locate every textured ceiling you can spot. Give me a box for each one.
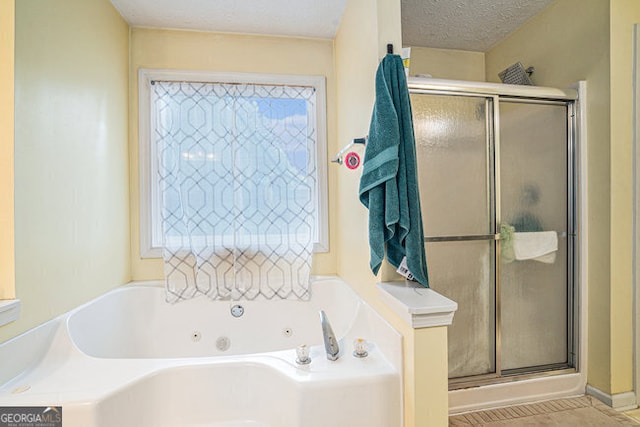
[109,0,348,39]
[110,0,554,51]
[402,0,555,52]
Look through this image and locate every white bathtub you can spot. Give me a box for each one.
[0,276,402,427]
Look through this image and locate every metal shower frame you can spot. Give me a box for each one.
[407,78,579,389]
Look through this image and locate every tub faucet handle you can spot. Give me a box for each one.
[296,344,311,365]
[320,310,340,361]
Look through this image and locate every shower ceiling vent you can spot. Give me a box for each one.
[498,62,535,86]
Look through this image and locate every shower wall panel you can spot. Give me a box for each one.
[412,93,496,379]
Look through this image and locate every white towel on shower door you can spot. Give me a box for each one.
[513,231,558,264]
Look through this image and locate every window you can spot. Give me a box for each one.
[139,69,328,258]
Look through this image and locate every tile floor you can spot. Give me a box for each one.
[449,396,640,426]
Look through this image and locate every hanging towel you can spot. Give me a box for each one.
[513,231,558,263]
[511,213,543,232]
[358,54,429,287]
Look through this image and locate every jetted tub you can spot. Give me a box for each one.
[0,276,402,427]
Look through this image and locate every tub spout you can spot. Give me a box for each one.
[320,310,340,361]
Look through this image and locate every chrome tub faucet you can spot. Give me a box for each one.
[320,310,340,361]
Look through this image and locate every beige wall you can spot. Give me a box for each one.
[129,28,337,280]
[335,0,449,425]
[609,0,640,394]
[0,0,15,300]
[407,46,485,81]
[486,0,618,394]
[1,0,130,343]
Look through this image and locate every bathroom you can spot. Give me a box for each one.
[1,0,639,426]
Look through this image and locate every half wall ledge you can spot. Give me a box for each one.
[376,281,457,328]
[0,299,20,327]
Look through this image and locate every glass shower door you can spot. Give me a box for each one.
[499,100,571,373]
[411,92,497,379]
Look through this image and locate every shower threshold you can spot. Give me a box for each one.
[449,365,576,391]
[448,368,585,415]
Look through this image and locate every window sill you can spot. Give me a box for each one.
[0,299,21,327]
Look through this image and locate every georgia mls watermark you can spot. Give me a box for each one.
[0,406,62,427]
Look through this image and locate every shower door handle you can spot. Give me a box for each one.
[424,234,500,243]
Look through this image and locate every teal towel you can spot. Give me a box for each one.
[358,54,429,288]
[511,213,543,232]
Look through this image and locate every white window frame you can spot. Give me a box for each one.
[138,68,329,258]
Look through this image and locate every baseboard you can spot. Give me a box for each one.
[586,384,637,411]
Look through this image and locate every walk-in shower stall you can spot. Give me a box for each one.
[408,78,579,391]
